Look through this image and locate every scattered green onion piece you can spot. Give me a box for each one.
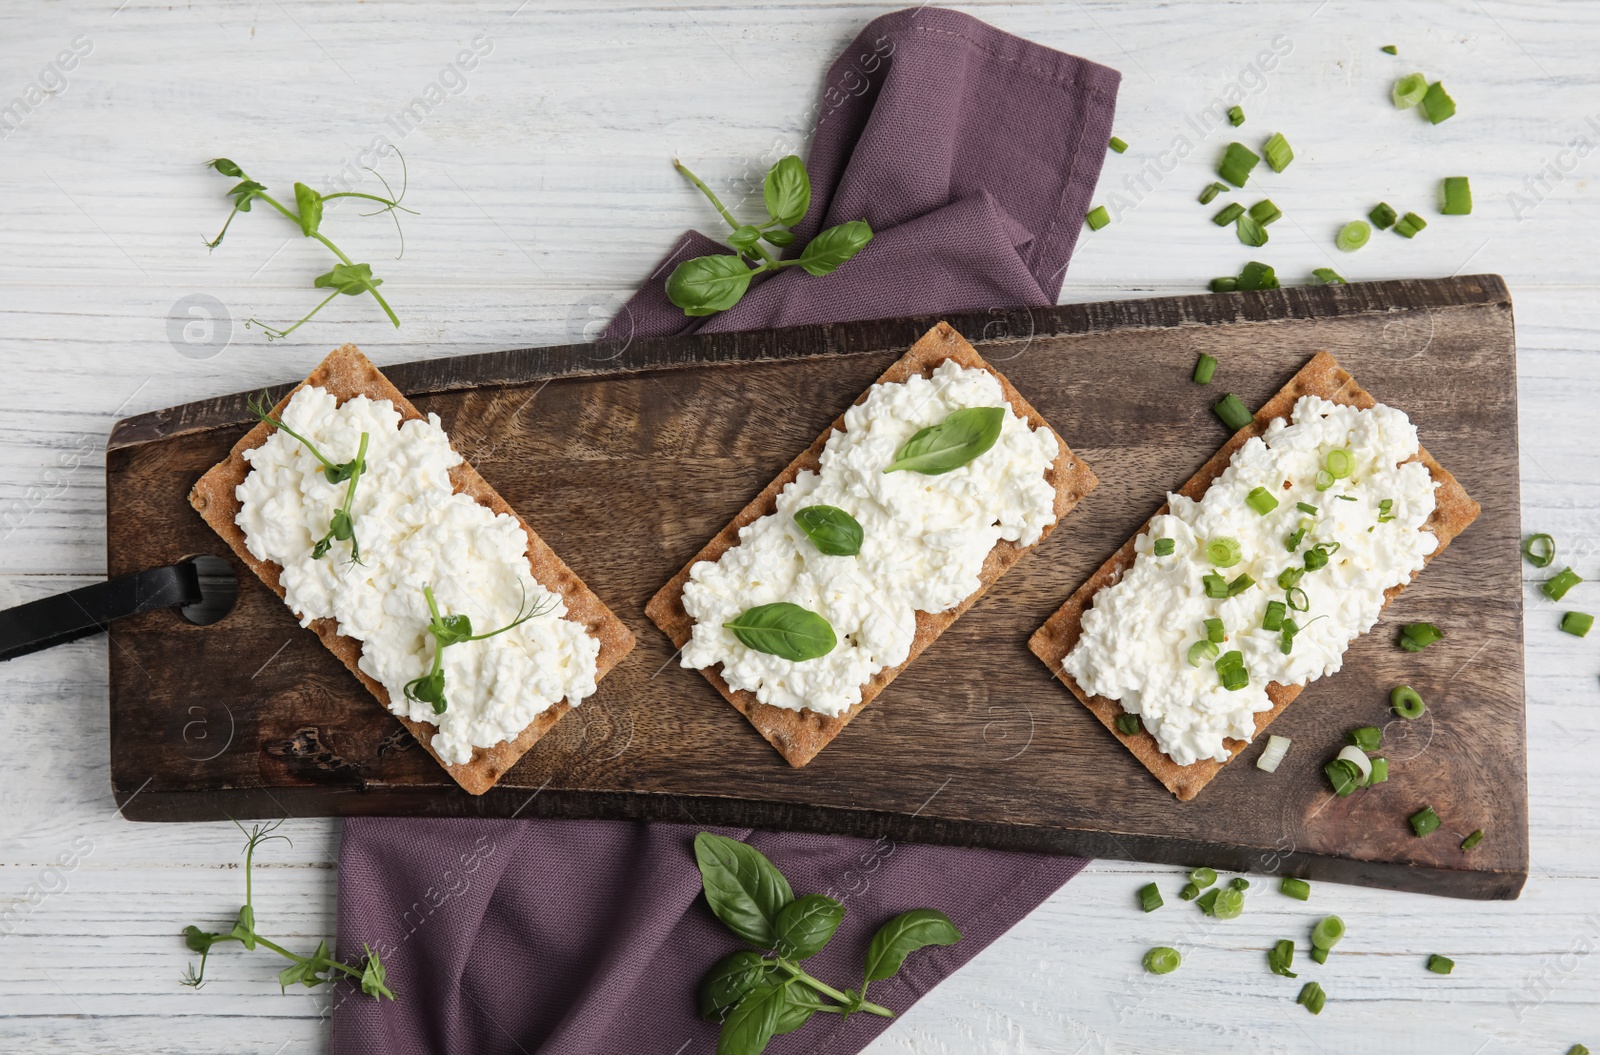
[1461,829,1484,850]
[1206,537,1243,567]
[1246,486,1280,515]
[1310,915,1345,950]
[1394,211,1428,238]
[1297,981,1326,1014]
[1237,260,1279,291]
[1194,353,1218,385]
[1215,649,1243,674]
[1381,44,1398,55]
[1218,142,1261,187]
[1262,132,1294,173]
[1219,657,1249,691]
[1312,267,1346,285]
[1227,574,1256,597]
[1153,537,1176,556]
[1304,546,1330,571]
[1348,726,1382,752]
[1279,616,1300,654]
[1257,734,1291,773]
[1138,882,1164,912]
[1228,105,1245,127]
[1187,639,1220,667]
[1336,220,1371,252]
[1280,877,1311,901]
[1336,745,1374,785]
[1378,498,1396,523]
[1369,756,1389,784]
[1410,804,1442,837]
[1142,946,1181,974]
[1560,611,1594,637]
[1203,573,1230,599]
[1204,617,1226,643]
[1324,448,1355,479]
[1369,202,1398,229]
[1422,80,1456,124]
[1310,944,1329,965]
[1086,205,1111,230]
[1393,72,1428,108]
[1285,526,1308,551]
[1190,867,1218,888]
[1262,600,1287,632]
[1296,502,1319,515]
[1213,393,1253,431]
[1325,757,1361,797]
[1440,176,1472,215]
[1269,938,1297,977]
[1210,276,1240,293]
[1521,533,1555,568]
[1249,199,1282,226]
[1400,622,1444,652]
[1314,469,1335,492]
[1542,566,1583,601]
[1116,712,1142,736]
[1213,202,1245,226]
[1179,882,1201,901]
[1195,888,1221,915]
[1199,181,1228,204]
[1427,954,1455,975]
[1337,494,1357,501]
[1566,1046,1589,1055]
[1277,567,1304,590]
[1285,587,1309,612]
[1109,135,1129,154]
[1230,877,1250,891]
[1390,684,1426,719]
[1211,887,1245,919]
[1236,214,1269,247]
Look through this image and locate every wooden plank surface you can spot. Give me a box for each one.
[105,275,1526,899]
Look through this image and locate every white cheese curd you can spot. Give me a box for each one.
[679,360,1060,716]
[1063,395,1438,767]
[234,386,600,765]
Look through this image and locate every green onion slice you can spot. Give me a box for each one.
[1086,205,1111,231]
[1280,877,1311,901]
[1213,202,1245,226]
[1190,867,1218,888]
[1296,502,1319,515]
[1228,105,1245,127]
[1324,448,1355,479]
[1400,622,1444,651]
[1369,202,1399,229]
[1249,199,1282,226]
[1179,882,1201,901]
[1211,887,1244,919]
[1153,537,1176,556]
[1199,181,1228,205]
[1138,882,1164,912]
[1314,469,1335,492]
[1427,954,1455,975]
[1187,639,1220,667]
[1325,757,1361,796]
[1262,132,1294,173]
[1115,712,1142,736]
[1560,611,1594,637]
[1210,276,1239,293]
[1278,567,1305,590]
[1312,267,1346,285]
[1336,744,1374,785]
[1391,684,1426,719]
[1257,733,1291,773]
[1381,44,1398,55]
[1230,877,1250,891]
[1542,566,1583,601]
[1378,498,1396,523]
[1213,393,1253,431]
[1203,572,1230,599]
[1297,980,1326,1014]
[1393,72,1428,108]
[1194,353,1218,385]
[1304,546,1330,571]
[1410,804,1441,837]
[1348,726,1382,752]
[1395,211,1428,238]
[1461,829,1484,851]
[1422,80,1456,124]
[1206,537,1243,567]
[1440,176,1472,215]
[1521,533,1555,568]
[1246,486,1280,515]
[1285,586,1309,611]
[1218,141,1261,187]
[1227,573,1256,597]
[1310,915,1345,950]
[1204,617,1226,643]
[1262,600,1287,632]
[1109,136,1129,153]
[1142,946,1181,974]
[1310,944,1329,965]
[1336,220,1371,252]
[1269,938,1297,977]
[1195,888,1221,915]
[1237,260,1279,291]
[1368,756,1389,784]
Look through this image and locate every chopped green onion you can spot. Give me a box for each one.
[1369,756,1389,784]
[1440,176,1472,215]
[1410,804,1441,837]
[1561,611,1594,637]
[1199,181,1228,204]
[1138,882,1164,912]
[1280,877,1311,901]
[1278,567,1305,590]
[1314,469,1335,492]
[1205,617,1226,643]
[1567,1046,1590,1055]
[1337,494,1357,501]
[1153,537,1176,556]
[1190,867,1218,888]
[1400,622,1444,652]
[1393,72,1428,108]
[1187,639,1220,667]
[1304,546,1330,571]
[1285,587,1309,611]
[1378,498,1396,523]
[1324,448,1355,479]
[1422,81,1456,124]
[1206,537,1243,567]
[1195,888,1221,915]
[1218,142,1261,187]
[1325,757,1361,797]
[1427,954,1454,975]
[1116,712,1142,736]
[1312,267,1346,285]
[1109,135,1129,153]
[1236,214,1269,247]
[1210,276,1239,293]
[1213,392,1254,431]
[1142,946,1181,974]
[1194,353,1218,384]
[1203,573,1230,599]
[1381,44,1398,55]
[1279,616,1300,654]
[1336,220,1371,252]
[1228,105,1245,127]
[1262,600,1287,632]
[1349,726,1383,752]
[1269,938,1297,977]
[1296,502,1319,515]
[1211,887,1244,919]
[1310,944,1329,965]
[1337,744,1374,785]
[1230,877,1250,891]
[1285,526,1308,551]
[1263,132,1294,173]
[1249,199,1282,226]
[1227,574,1256,597]
[1237,260,1279,291]
[1391,684,1426,719]
[1461,829,1484,851]
[1257,734,1291,773]
[1394,211,1428,238]
[1369,202,1399,229]
[1213,202,1245,226]
[1310,915,1345,950]
[1086,205,1111,230]
[1179,882,1201,901]
[1521,533,1555,568]
[1543,566,1583,601]
[1218,656,1249,691]
[1297,981,1326,1015]
[1246,486,1280,515]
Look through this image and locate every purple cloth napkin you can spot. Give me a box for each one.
[332,8,1117,1054]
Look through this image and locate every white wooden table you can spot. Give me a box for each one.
[1,1,1595,1051]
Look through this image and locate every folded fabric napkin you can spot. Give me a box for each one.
[332,8,1118,1053]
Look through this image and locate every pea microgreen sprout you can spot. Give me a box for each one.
[246,392,369,564]
[205,156,416,340]
[181,820,394,1001]
[404,584,555,714]
[664,155,873,316]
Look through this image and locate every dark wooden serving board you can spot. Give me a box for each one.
[105,275,1527,900]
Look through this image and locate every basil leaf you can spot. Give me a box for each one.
[774,893,844,960]
[772,988,815,1035]
[293,182,324,238]
[666,254,754,316]
[715,979,787,1055]
[699,950,776,1022]
[693,832,796,948]
[728,224,762,252]
[796,220,872,276]
[863,908,962,983]
[884,407,1005,475]
[793,504,863,556]
[763,229,796,248]
[763,155,811,227]
[723,602,837,662]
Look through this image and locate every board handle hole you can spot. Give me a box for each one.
[179,554,238,626]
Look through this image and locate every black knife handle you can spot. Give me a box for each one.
[0,562,203,662]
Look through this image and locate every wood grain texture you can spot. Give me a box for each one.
[105,276,1526,900]
[644,322,1098,767]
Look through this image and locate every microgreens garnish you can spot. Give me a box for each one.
[665,155,873,316]
[246,392,369,564]
[181,821,395,1002]
[403,584,555,714]
[205,155,416,339]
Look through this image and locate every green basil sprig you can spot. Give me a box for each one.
[723,602,836,662]
[665,155,873,317]
[693,833,962,1055]
[884,406,1006,475]
[793,504,864,556]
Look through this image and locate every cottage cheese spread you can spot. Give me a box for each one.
[679,360,1060,716]
[234,386,600,765]
[1063,395,1438,766]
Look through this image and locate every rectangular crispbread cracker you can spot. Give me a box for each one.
[1029,351,1480,801]
[646,322,1097,767]
[188,344,635,795]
